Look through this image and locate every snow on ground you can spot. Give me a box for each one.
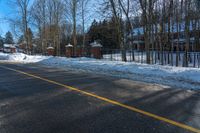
[0,52,200,90]
[103,51,200,67]
[0,53,48,63]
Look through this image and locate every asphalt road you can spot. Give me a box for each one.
[0,63,200,133]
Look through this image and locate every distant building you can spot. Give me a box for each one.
[3,44,17,53]
[130,22,200,52]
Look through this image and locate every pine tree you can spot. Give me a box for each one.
[0,35,4,48]
[17,35,24,44]
[5,31,14,44]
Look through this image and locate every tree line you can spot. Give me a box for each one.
[5,0,200,66]
[138,0,200,66]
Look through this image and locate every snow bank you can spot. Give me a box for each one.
[0,53,49,63]
[0,53,9,60]
[0,52,200,90]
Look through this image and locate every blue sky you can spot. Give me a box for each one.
[0,1,11,36]
[0,0,101,38]
[0,0,34,37]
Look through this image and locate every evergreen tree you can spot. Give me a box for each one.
[17,35,24,44]
[5,31,14,44]
[0,35,4,48]
[87,19,119,49]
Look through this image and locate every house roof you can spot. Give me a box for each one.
[65,44,73,47]
[173,37,199,44]
[47,46,54,49]
[90,41,102,47]
[3,44,16,48]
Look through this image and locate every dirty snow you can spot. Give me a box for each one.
[0,52,200,90]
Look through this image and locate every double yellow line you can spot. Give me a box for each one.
[1,65,199,133]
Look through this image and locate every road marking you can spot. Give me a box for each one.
[0,65,200,133]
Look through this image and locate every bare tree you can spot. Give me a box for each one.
[118,0,136,61]
[107,0,127,61]
[139,0,156,64]
[64,0,79,56]
[183,0,192,67]
[31,0,47,54]
[79,0,90,51]
[32,0,65,55]
[8,0,31,53]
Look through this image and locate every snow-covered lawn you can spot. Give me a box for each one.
[103,51,200,67]
[0,52,200,90]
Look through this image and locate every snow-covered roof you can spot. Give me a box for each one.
[32,44,37,47]
[47,46,54,50]
[65,44,73,47]
[173,37,198,44]
[90,41,102,47]
[10,45,16,48]
[4,44,11,48]
[3,44,16,48]
[132,27,144,36]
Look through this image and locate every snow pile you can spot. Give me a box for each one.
[0,53,9,60]
[0,53,49,63]
[0,52,200,90]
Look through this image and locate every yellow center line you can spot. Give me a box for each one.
[0,65,199,133]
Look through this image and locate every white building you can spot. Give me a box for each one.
[3,44,17,53]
